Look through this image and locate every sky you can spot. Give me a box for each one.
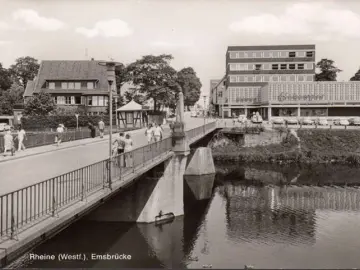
[1,0,360,103]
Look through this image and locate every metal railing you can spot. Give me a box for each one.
[0,122,215,241]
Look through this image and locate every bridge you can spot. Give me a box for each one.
[0,93,218,266]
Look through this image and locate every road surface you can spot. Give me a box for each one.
[0,116,211,195]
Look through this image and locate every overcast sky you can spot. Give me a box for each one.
[1,0,360,99]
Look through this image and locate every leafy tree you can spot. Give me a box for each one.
[115,64,131,95]
[106,95,125,115]
[0,83,24,115]
[123,87,146,104]
[126,54,178,111]
[315,59,342,81]
[0,63,12,91]
[23,91,56,116]
[9,56,40,88]
[350,67,360,81]
[176,67,202,109]
[54,105,88,116]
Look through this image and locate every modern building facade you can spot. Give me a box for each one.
[24,60,117,115]
[211,44,360,119]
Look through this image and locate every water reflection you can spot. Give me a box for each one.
[10,162,360,269]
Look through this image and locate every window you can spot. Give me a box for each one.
[239,76,245,82]
[68,82,75,89]
[289,52,296,57]
[104,96,109,106]
[290,75,296,82]
[305,63,313,70]
[229,52,237,59]
[263,64,271,70]
[280,75,287,82]
[298,75,305,82]
[247,76,254,82]
[263,75,270,82]
[71,96,75,104]
[88,96,92,106]
[280,51,287,57]
[255,75,262,82]
[65,96,71,104]
[298,63,304,70]
[306,75,314,81]
[239,64,247,70]
[281,64,287,70]
[272,64,279,70]
[229,64,236,71]
[272,76,279,82]
[272,108,297,117]
[230,76,236,83]
[247,64,254,70]
[297,51,306,57]
[98,96,104,106]
[75,96,81,104]
[273,51,279,58]
[87,82,94,89]
[75,82,81,89]
[53,96,57,103]
[238,52,245,58]
[263,51,271,58]
[49,82,55,89]
[61,82,68,89]
[254,52,262,58]
[255,64,262,71]
[92,96,99,106]
[306,51,313,57]
[126,112,133,124]
[289,64,296,70]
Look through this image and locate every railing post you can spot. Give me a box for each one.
[81,169,85,201]
[52,179,56,217]
[10,193,15,239]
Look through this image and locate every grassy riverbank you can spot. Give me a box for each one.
[211,129,360,166]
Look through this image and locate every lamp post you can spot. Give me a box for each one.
[203,95,207,134]
[98,61,121,190]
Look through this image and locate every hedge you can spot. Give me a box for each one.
[21,115,117,129]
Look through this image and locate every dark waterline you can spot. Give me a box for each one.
[8,162,360,269]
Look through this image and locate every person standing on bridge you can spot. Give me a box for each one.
[98,119,105,138]
[17,125,27,152]
[3,128,15,156]
[124,133,133,167]
[145,124,154,144]
[153,123,163,142]
[113,132,125,167]
[56,124,64,147]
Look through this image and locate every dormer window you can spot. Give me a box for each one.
[49,82,55,89]
[75,82,81,89]
[87,82,94,89]
[61,82,68,89]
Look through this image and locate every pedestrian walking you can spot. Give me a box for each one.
[56,124,64,147]
[3,128,15,156]
[153,123,163,142]
[124,133,133,167]
[17,125,27,151]
[145,124,154,144]
[113,132,126,166]
[88,122,96,138]
[98,119,105,138]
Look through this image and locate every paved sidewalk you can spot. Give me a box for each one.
[0,127,148,163]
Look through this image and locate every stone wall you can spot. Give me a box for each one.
[243,130,287,147]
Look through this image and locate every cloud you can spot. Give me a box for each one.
[150,41,193,48]
[75,19,133,38]
[12,9,65,31]
[0,21,10,30]
[229,3,360,39]
[0,41,12,45]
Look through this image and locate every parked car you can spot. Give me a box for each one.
[340,119,350,126]
[302,118,313,125]
[349,117,360,126]
[272,118,284,124]
[317,118,328,126]
[285,118,298,125]
[333,118,341,125]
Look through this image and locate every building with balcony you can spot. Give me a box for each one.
[24,59,117,115]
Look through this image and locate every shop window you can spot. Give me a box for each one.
[281,64,287,70]
[300,108,327,117]
[272,108,297,117]
[272,64,279,70]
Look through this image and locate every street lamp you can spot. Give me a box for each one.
[98,60,121,190]
[203,95,207,134]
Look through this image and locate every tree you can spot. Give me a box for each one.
[126,54,179,111]
[115,64,131,95]
[350,67,360,81]
[0,63,12,91]
[123,88,147,104]
[106,95,125,115]
[176,67,202,109]
[23,91,56,116]
[0,83,24,115]
[9,56,40,89]
[315,59,342,81]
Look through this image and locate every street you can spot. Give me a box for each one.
[0,115,209,195]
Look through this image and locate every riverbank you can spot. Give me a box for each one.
[211,128,360,166]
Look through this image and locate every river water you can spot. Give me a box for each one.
[9,162,360,269]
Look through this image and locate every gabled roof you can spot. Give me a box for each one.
[117,100,143,111]
[24,80,36,97]
[33,60,110,93]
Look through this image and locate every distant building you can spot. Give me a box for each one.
[210,76,226,116]
[211,44,360,119]
[24,59,118,115]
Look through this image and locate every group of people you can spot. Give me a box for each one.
[144,123,164,144]
[112,132,133,167]
[2,126,27,157]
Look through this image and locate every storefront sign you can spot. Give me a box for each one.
[278,92,326,102]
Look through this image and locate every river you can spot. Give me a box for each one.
[7,162,360,269]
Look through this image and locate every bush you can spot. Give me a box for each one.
[21,115,116,129]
